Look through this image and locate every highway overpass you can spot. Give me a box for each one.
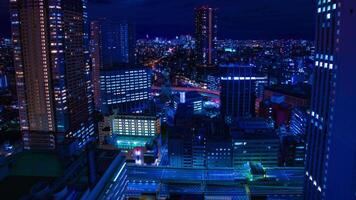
[124,165,305,199]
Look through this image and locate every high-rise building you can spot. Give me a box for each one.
[220,64,267,122]
[90,20,136,110]
[10,0,94,151]
[305,1,356,199]
[90,20,135,68]
[99,67,151,114]
[195,6,217,66]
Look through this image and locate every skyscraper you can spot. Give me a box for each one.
[305,1,356,199]
[90,19,136,109]
[90,20,135,68]
[220,64,267,122]
[10,0,94,151]
[195,6,217,66]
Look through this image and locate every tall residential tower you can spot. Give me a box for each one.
[10,0,94,151]
[195,6,217,66]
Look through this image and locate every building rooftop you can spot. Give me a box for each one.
[232,118,274,130]
[231,129,279,140]
[230,118,278,140]
[265,83,311,99]
[0,176,55,200]
[10,152,64,177]
[112,113,159,119]
[11,148,124,199]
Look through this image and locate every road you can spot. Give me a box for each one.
[110,165,305,198]
[127,165,303,184]
[152,86,220,96]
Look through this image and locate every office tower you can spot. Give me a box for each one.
[231,118,279,168]
[305,1,356,199]
[99,67,151,114]
[10,0,94,151]
[220,64,267,122]
[195,6,217,66]
[90,20,136,109]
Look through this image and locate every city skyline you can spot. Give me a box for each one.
[0,0,355,199]
[0,0,315,40]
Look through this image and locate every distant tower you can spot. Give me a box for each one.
[10,0,94,151]
[305,1,356,199]
[195,6,218,66]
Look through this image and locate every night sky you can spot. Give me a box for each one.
[0,0,315,40]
